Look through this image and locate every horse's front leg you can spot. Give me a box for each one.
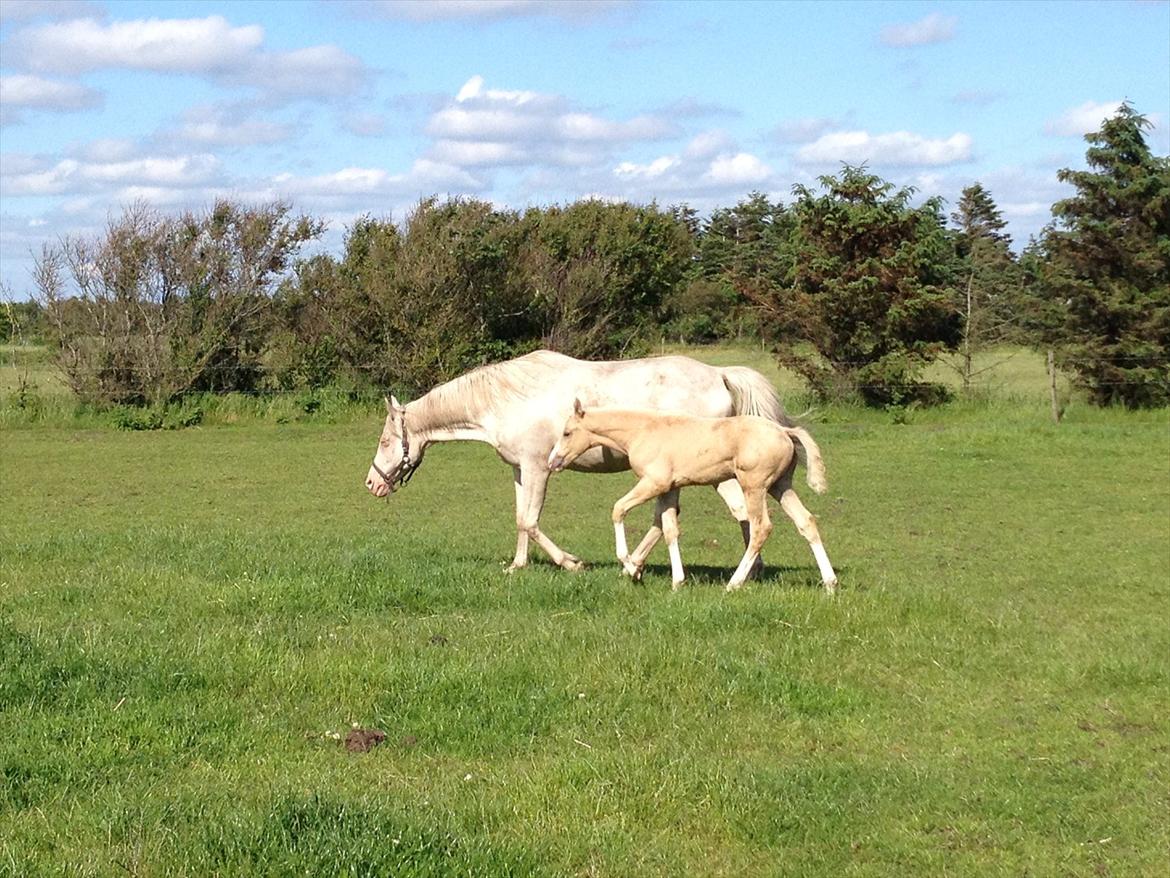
[612,477,666,578]
[508,462,583,572]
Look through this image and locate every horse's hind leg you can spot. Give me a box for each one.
[727,487,772,591]
[769,480,837,593]
[716,479,765,580]
[508,463,583,572]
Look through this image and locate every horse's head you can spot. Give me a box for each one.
[365,395,418,497]
[547,398,594,473]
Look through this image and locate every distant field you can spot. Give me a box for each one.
[2,347,1167,875]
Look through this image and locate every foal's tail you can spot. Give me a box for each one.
[784,427,828,495]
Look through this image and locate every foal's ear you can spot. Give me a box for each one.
[573,398,585,417]
[384,395,393,414]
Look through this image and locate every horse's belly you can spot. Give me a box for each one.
[567,446,630,473]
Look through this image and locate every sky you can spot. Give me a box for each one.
[1,0,1168,297]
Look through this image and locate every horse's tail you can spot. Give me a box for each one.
[784,427,828,494]
[721,367,793,427]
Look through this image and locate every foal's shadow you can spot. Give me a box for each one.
[636,562,843,590]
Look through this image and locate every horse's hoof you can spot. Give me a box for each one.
[725,580,745,592]
[621,559,641,578]
[561,555,584,572]
[504,562,524,575]
[671,579,685,592]
[823,579,838,595]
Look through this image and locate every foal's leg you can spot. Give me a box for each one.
[626,497,666,581]
[507,463,583,572]
[715,479,765,579]
[727,487,772,591]
[627,489,683,579]
[658,489,686,590]
[769,480,837,593]
[611,477,667,576]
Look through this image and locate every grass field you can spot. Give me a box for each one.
[2,348,1169,876]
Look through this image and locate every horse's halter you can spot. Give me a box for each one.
[372,414,421,491]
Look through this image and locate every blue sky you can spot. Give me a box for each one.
[2,0,1168,296]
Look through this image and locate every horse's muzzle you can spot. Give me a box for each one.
[365,466,392,497]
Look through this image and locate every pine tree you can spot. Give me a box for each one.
[948,183,1021,393]
[749,166,961,405]
[1041,103,1170,407]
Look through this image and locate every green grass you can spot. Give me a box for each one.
[2,358,1169,875]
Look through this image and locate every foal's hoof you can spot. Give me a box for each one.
[823,578,838,595]
[620,557,642,579]
[560,554,584,572]
[725,579,746,593]
[504,562,525,575]
[671,579,686,592]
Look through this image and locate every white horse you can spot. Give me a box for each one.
[364,349,795,572]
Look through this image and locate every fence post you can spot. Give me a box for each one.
[1047,350,1063,424]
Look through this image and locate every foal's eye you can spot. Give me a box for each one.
[563,429,571,436]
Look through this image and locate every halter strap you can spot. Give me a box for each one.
[372,416,421,490]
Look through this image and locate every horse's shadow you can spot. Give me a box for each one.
[634,562,846,590]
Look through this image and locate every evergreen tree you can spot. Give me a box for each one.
[948,183,1022,392]
[749,166,961,405]
[1041,103,1170,407]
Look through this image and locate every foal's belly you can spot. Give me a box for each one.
[567,446,630,474]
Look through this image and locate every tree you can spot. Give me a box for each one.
[1039,103,1170,407]
[749,166,961,405]
[946,183,1022,393]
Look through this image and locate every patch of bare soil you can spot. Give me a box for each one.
[345,728,387,752]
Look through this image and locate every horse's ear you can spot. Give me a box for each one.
[390,394,402,412]
[384,395,394,415]
[573,398,585,416]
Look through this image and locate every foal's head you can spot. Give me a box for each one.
[547,399,594,473]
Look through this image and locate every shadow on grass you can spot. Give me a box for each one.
[629,562,845,590]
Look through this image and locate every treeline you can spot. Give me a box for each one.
[15,103,1169,408]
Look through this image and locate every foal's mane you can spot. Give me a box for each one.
[414,349,568,424]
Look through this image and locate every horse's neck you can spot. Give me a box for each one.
[584,410,649,452]
[406,381,492,448]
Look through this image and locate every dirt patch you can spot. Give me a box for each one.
[345,728,387,753]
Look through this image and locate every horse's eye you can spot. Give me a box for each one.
[563,429,571,436]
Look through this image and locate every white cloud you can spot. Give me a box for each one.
[879,12,957,47]
[9,16,264,75]
[69,138,139,162]
[166,104,292,147]
[424,75,675,171]
[796,130,973,166]
[614,156,679,179]
[233,45,368,100]
[1044,100,1124,136]
[3,154,223,196]
[0,74,101,118]
[704,152,772,185]
[268,160,483,199]
[683,130,733,159]
[6,15,368,102]
[355,0,626,22]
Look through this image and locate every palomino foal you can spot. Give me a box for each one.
[547,401,838,592]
